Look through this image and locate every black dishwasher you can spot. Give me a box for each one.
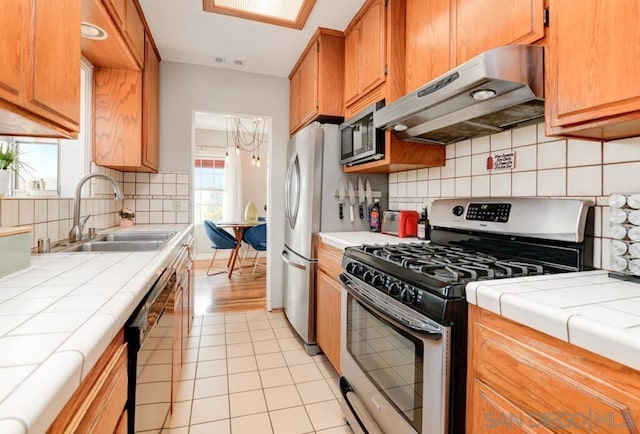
[125,265,175,433]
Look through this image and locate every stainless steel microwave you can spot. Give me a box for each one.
[340,101,385,166]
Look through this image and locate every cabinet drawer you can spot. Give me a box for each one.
[317,240,343,278]
[49,341,128,434]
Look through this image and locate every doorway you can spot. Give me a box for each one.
[191,110,270,308]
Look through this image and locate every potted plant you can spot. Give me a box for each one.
[119,208,135,227]
[0,139,20,197]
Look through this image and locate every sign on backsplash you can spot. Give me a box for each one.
[486,151,515,171]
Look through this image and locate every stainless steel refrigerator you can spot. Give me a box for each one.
[281,122,388,354]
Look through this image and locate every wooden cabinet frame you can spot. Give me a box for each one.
[467,305,640,433]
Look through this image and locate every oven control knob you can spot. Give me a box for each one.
[452,205,464,216]
[371,274,384,288]
[346,262,363,276]
[400,288,415,303]
[363,270,374,283]
[388,282,402,297]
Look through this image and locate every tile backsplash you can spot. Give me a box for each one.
[387,122,640,271]
[121,171,191,225]
[0,165,192,250]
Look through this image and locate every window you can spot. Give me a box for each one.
[194,158,225,222]
[13,137,60,195]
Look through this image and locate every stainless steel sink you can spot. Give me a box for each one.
[61,240,167,252]
[95,231,177,242]
[57,231,177,253]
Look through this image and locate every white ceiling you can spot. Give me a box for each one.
[138,0,366,78]
[194,111,271,133]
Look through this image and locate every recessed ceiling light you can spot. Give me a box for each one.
[81,22,108,40]
[203,0,316,30]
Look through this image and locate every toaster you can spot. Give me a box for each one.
[381,210,419,237]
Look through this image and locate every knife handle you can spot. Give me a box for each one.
[339,203,344,220]
[359,204,364,219]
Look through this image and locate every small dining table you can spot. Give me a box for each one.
[215,221,260,278]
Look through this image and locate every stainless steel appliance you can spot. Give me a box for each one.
[282,122,388,354]
[125,237,192,433]
[374,45,544,145]
[339,197,593,434]
[125,266,174,433]
[340,101,385,166]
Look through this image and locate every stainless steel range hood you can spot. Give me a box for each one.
[374,45,544,145]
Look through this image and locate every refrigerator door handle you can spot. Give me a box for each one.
[281,250,308,270]
[285,153,301,230]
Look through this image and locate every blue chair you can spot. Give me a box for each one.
[241,223,267,278]
[204,220,237,276]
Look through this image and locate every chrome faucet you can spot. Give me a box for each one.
[69,173,125,242]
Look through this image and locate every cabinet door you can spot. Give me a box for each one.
[344,26,360,105]
[405,0,451,93]
[289,68,301,134]
[359,0,386,95]
[0,0,28,104]
[468,380,554,434]
[297,44,318,127]
[316,270,341,374]
[546,1,640,130]
[94,68,143,169]
[142,36,160,171]
[124,0,145,66]
[103,0,126,27]
[455,0,544,64]
[26,0,81,130]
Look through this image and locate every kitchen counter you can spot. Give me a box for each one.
[466,270,640,371]
[319,231,419,250]
[0,223,193,434]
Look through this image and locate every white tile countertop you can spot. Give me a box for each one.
[0,223,193,434]
[319,231,419,250]
[466,270,640,371]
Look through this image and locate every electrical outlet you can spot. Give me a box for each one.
[173,200,180,211]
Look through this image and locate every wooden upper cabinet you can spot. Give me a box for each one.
[545,0,640,140]
[343,27,360,106]
[454,0,545,65]
[288,28,344,136]
[124,0,145,67]
[0,0,28,105]
[82,0,145,70]
[94,33,160,172]
[0,0,80,138]
[343,0,405,119]
[405,0,452,93]
[297,43,319,128]
[344,0,387,106]
[103,0,126,27]
[142,35,160,171]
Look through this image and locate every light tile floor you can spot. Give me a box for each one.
[164,310,354,434]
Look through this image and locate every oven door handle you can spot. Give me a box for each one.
[340,274,443,339]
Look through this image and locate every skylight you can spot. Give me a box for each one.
[202,0,316,29]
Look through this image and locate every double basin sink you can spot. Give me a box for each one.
[59,231,177,253]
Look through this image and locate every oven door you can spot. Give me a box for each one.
[339,273,450,434]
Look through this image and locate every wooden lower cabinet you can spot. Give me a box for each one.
[48,331,127,434]
[466,305,640,433]
[317,240,343,374]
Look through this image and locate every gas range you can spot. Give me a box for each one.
[342,197,594,325]
[338,197,594,434]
